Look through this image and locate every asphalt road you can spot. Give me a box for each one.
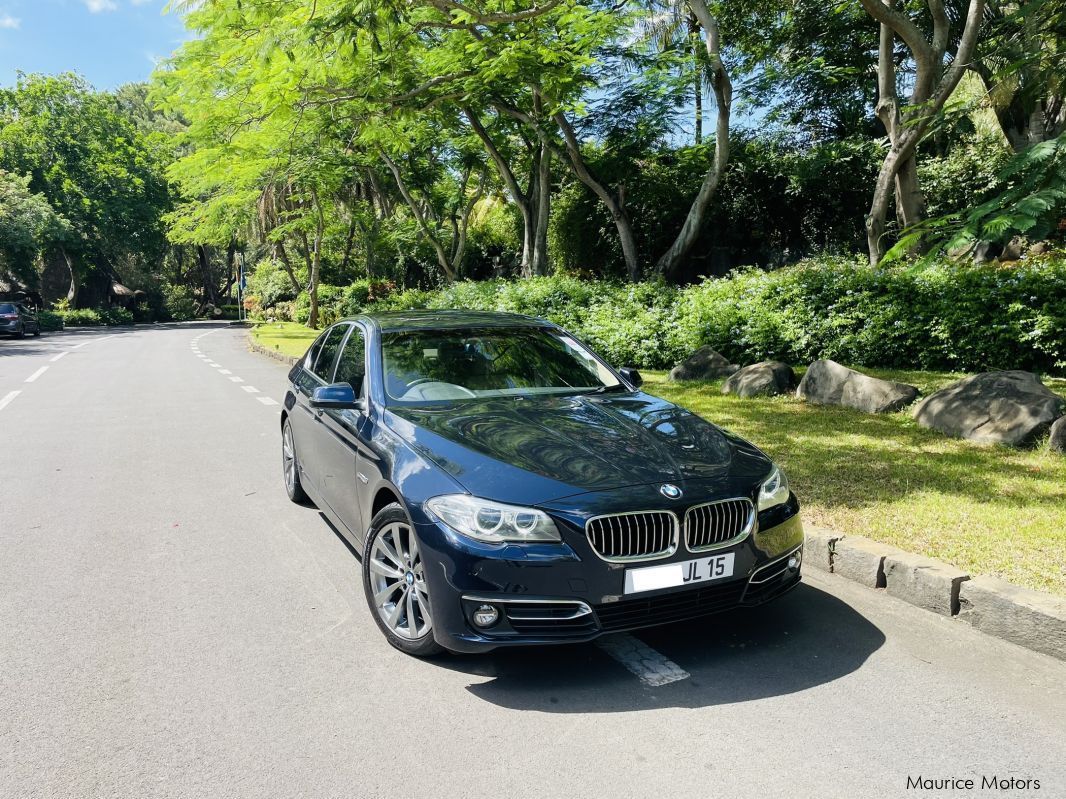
[2,323,1064,799]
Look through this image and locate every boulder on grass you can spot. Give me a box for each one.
[1048,416,1066,454]
[669,346,739,381]
[796,359,919,414]
[912,370,1065,447]
[722,361,796,398]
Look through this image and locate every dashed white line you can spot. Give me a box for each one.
[229,376,244,383]
[241,385,260,393]
[71,339,95,349]
[25,366,48,383]
[596,633,690,687]
[219,369,231,375]
[256,397,279,406]
[206,362,220,367]
[0,390,20,412]
[50,351,69,363]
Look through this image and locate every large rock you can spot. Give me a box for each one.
[668,346,739,381]
[722,361,796,398]
[912,370,1065,446]
[1049,416,1066,454]
[796,359,919,414]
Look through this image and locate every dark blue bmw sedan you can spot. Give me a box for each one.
[281,310,804,656]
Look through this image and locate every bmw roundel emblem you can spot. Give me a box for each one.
[660,484,682,500]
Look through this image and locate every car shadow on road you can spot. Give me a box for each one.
[313,510,885,710]
[441,584,885,711]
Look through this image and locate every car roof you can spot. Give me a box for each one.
[353,309,550,332]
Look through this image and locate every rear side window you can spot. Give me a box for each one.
[312,325,349,382]
[0,303,16,314]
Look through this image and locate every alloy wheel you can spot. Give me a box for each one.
[369,522,432,639]
[282,423,296,492]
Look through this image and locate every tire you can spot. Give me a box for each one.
[362,503,443,657]
[14,324,24,339]
[31,325,40,337]
[281,418,309,504]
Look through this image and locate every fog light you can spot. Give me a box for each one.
[788,552,802,571]
[472,604,499,628]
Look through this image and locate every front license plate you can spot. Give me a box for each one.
[624,553,735,595]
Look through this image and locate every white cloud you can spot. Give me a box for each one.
[84,0,119,12]
[0,13,20,29]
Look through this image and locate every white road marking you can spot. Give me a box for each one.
[50,351,69,363]
[0,390,20,412]
[241,385,260,393]
[219,369,231,375]
[229,376,244,383]
[25,366,48,383]
[596,633,690,687]
[257,397,279,406]
[206,362,220,367]
[71,339,95,349]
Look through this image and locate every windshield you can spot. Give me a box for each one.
[381,326,622,403]
[0,303,16,314]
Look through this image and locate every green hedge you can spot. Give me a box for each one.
[37,310,64,331]
[57,307,136,327]
[346,258,1066,374]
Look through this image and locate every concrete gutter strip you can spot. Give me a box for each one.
[805,529,1065,661]
[957,577,1066,662]
[243,341,1066,661]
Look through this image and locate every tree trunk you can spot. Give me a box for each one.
[893,154,924,230]
[552,111,642,281]
[61,248,78,305]
[690,13,703,145]
[380,150,457,282]
[655,0,732,279]
[308,189,324,329]
[275,242,303,294]
[531,142,552,276]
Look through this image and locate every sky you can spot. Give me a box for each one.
[0,0,188,90]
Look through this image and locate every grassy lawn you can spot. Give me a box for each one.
[247,321,1065,594]
[250,321,319,358]
[646,370,1066,596]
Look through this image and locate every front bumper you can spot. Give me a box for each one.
[415,494,804,653]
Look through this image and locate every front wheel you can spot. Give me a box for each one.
[31,325,40,337]
[362,504,443,657]
[14,324,24,339]
[281,418,309,503]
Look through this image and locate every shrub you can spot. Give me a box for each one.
[58,308,103,326]
[100,307,134,326]
[37,310,64,331]
[162,284,197,322]
[347,259,1066,373]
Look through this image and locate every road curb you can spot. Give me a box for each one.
[248,334,299,366]
[805,528,1065,661]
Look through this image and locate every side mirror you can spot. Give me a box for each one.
[618,367,643,388]
[310,383,364,410]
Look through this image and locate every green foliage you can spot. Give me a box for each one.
[889,132,1066,260]
[333,260,1066,373]
[57,308,102,326]
[37,311,64,332]
[0,170,69,288]
[162,284,197,322]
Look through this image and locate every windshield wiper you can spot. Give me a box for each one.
[580,383,629,395]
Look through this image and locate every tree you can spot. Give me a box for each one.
[0,170,69,289]
[858,0,986,265]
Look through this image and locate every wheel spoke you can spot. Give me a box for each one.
[374,580,402,604]
[406,589,418,635]
[377,532,404,569]
[369,559,403,579]
[386,591,407,630]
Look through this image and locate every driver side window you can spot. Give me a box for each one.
[334,328,367,398]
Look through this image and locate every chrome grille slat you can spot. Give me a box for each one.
[684,498,755,552]
[586,511,677,562]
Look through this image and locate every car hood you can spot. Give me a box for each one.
[384,391,773,505]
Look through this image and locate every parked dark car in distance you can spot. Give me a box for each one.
[281,310,804,656]
[0,302,41,338]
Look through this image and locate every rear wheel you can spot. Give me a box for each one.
[31,324,40,337]
[14,324,24,339]
[282,418,309,503]
[362,504,443,657]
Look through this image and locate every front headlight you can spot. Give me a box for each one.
[758,465,790,511]
[424,494,561,543]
